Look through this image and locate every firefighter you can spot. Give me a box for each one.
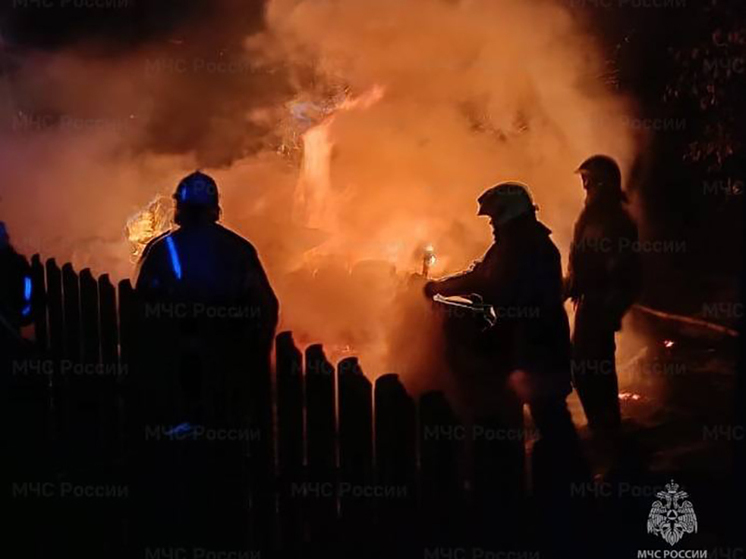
[566,155,641,434]
[135,170,279,421]
[0,222,33,339]
[133,172,279,550]
[424,183,587,552]
[424,182,575,426]
[136,171,279,344]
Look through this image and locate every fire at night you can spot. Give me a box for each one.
[1,0,743,557]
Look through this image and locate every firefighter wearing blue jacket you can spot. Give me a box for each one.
[0,222,33,339]
[133,172,278,549]
[136,171,278,346]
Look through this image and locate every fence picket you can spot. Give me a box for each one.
[61,263,81,362]
[374,373,417,556]
[337,357,373,553]
[419,390,462,542]
[45,259,63,359]
[30,254,48,349]
[276,331,305,554]
[12,256,541,556]
[304,344,337,549]
[98,275,118,368]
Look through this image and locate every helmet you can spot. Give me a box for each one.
[477,181,536,226]
[576,155,622,191]
[174,171,219,208]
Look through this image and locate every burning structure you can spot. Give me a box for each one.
[3,1,744,556]
[1,0,641,383]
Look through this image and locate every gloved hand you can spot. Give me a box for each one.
[423,280,440,298]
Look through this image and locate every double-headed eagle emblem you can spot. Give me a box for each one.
[647,480,698,546]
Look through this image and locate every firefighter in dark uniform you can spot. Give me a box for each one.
[2,222,41,559]
[133,172,279,551]
[566,155,641,434]
[425,183,587,554]
[136,171,278,343]
[135,171,279,430]
[425,182,577,444]
[0,221,34,341]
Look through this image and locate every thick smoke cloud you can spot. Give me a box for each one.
[0,0,641,385]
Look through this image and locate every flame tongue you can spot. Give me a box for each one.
[293,121,334,230]
[292,86,386,257]
[125,194,172,260]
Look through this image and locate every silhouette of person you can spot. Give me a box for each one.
[132,171,279,551]
[136,171,278,345]
[0,222,33,342]
[425,182,576,434]
[566,155,641,435]
[135,170,278,430]
[425,182,588,553]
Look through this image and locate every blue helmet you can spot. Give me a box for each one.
[174,171,219,208]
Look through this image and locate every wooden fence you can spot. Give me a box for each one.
[6,256,527,559]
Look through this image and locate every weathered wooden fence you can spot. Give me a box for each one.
[6,255,527,558]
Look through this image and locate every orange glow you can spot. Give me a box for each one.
[125,195,172,260]
[1,0,642,389]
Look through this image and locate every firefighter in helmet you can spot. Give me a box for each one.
[134,171,278,548]
[425,181,582,463]
[566,155,641,434]
[425,182,574,411]
[425,183,588,551]
[136,171,278,344]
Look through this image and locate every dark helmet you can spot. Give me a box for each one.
[477,181,536,226]
[174,171,219,208]
[576,155,623,196]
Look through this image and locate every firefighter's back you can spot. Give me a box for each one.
[139,223,254,302]
[131,174,278,551]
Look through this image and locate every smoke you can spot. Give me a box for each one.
[0,0,641,386]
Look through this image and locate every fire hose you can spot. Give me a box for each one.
[432,294,497,330]
[430,296,738,338]
[632,303,738,338]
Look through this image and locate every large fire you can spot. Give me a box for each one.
[2,0,641,387]
[293,86,385,236]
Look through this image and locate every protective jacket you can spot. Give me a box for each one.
[432,214,572,399]
[0,246,33,332]
[136,222,278,345]
[567,197,641,330]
